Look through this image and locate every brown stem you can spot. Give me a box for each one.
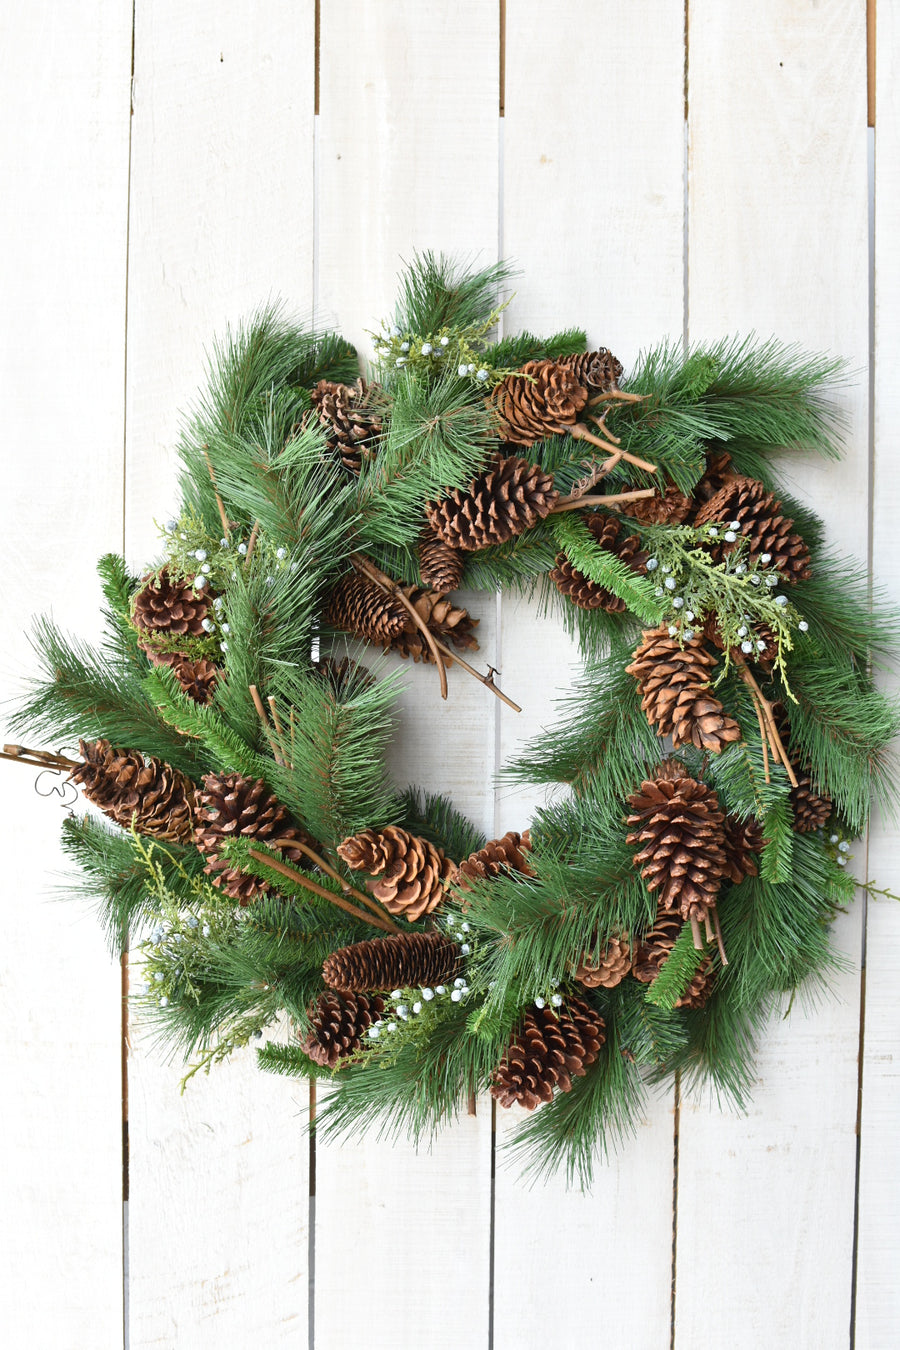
[270,836,402,933]
[247,847,395,932]
[249,684,284,765]
[748,690,771,785]
[467,1089,477,1117]
[431,645,521,713]
[1,743,79,771]
[712,907,729,967]
[350,553,449,699]
[571,421,658,474]
[689,914,704,950]
[550,487,657,513]
[734,657,798,788]
[244,520,260,566]
[203,449,231,541]
[587,389,645,406]
[588,408,621,444]
[267,696,286,759]
[555,452,623,507]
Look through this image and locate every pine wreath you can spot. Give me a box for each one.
[6,254,899,1189]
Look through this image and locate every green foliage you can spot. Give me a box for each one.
[396,786,487,862]
[482,327,588,369]
[551,512,663,625]
[645,924,706,1010]
[391,251,516,336]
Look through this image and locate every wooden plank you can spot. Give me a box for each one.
[677,6,869,1347]
[124,5,316,1345]
[855,0,900,1339]
[492,5,685,1346]
[314,4,499,1345]
[0,2,132,1346]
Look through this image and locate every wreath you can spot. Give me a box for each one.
[8,254,898,1187]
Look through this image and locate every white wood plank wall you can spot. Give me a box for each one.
[2,3,894,1346]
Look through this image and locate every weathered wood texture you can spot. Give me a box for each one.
[2,2,893,1347]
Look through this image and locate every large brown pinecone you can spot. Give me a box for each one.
[490,996,606,1110]
[337,826,452,922]
[693,475,812,583]
[298,991,385,1067]
[619,483,693,526]
[626,771,727,923]
[549,512,647,613]
[387,587,480,665]
[453,830,535,892]
[557,349,624,394]
[323,931,462,992]
[631,910,684,983]
[326,573,408,643]
[572,936,631,989]
[492,359,589,446]
[722,813,765,884]
[425,455,558,551]
[132,567,210,639]
[790,770,832,833]
[311,377,384,473]
[418,525,465,594]
[626,626,742,753]
[70,739,195,843]
[193,772,314,905]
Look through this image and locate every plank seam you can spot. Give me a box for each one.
[670,1070,681,1350]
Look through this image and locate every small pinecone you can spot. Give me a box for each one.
[492,359,589,446]
[323,931,462,993]
[70,739,195,843]
[631,910,684,983]
[549,512,646,613]
[490,996,606,1110]
[454,830,534,891]
[193,772,314,904]
[388,587,480,665]
[692,450,734,505]
[626,771,727,923]
[312,656,374,697]
[704,615,778,672]
[722,814,765,884]
[311,377,383,473]
[425,455,558,551]
[418,526,465,594]
[326,573,408,643]
[790,770,832,833]
[676,956,716,1010]
[557,348,624,394]
[337,826,452,922]
[132,567,210,638]
[298,991,385,1068]
[625,626,742,753]
[572,936,631,989]
[171,655,218,704]
[619,484,693,526]
[693,475,812,583]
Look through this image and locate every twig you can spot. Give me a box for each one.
[748,689,771,784]
[244,520,260,566]
[430,647,521,713]
[247,847,395,932]
[586,389,645,406]
[550,487,657,513]
[712,907,728,967]
[571,421,658,474]
[249,684,284,765]
[554,452,623,506]
[734,657,798,787]
[203,449,231,541]
[1,743,79,771]
[350,553,449,699]
[689,914,704,950]
[267,696,286,760]
[271,836,402,933]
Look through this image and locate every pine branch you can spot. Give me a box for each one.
[396,787,487,862]
[392,252,517,335]
[551,513,663,625]
[644,923,706,1010]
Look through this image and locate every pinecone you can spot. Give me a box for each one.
[722,813,765,884]
[69,739,195,843]
[631,910,684,983]
[193,772,314,905]
[549,512,647,613]
[490,996,606,1110]
[323,931,462,992]
[311,656,374,697]
[337,826,452,922]
[298,991,385,1067]
[418,526,465,594]
[311,377,384,473]
[692,450,735,505]
[132,567,210,639]
[557,349,624,394]
[619,484,693,526]
[454,830,534,891]
[572,936,631,989]
[171,655,218,704]
[626,771,727,923]
[326,573,408,643]
[625,626,742,753]
[425,455,558,551]
[492,359,589,446]
[704,615,778,672]
[387,587,479,665]
[790,770,832,833]
[693,476,812,583]
[675,956,716,1010]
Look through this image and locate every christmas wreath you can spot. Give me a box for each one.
[8,255,899,1187]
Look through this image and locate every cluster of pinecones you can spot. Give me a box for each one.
[131,566,220,704]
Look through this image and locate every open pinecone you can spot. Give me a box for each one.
[722,813,765,884]
[326,573,408,643]
[323,931,462,993]
[170,654,218,704]
[693,475,812,583]
[311,377,384,473]
[492,359,589,446]
[631,910,684,983]
[193,772,315,904]
[790,770,832,833]
[490,996,606,1110]
[619,483,693,526]
[557,348,624,394]
[299,991,385,1067]
[425,455,558,551]
[453,829,534,891]
[626,770,727,924]
[676,956,716,1010]
[387,587,479,665]
[418,525,465,594]
[626,626,742,753]
[337,826,452,922]
[132,567,210,640]
[70,739,195,843]
[549,512,647,612]
[572,936,631,989]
